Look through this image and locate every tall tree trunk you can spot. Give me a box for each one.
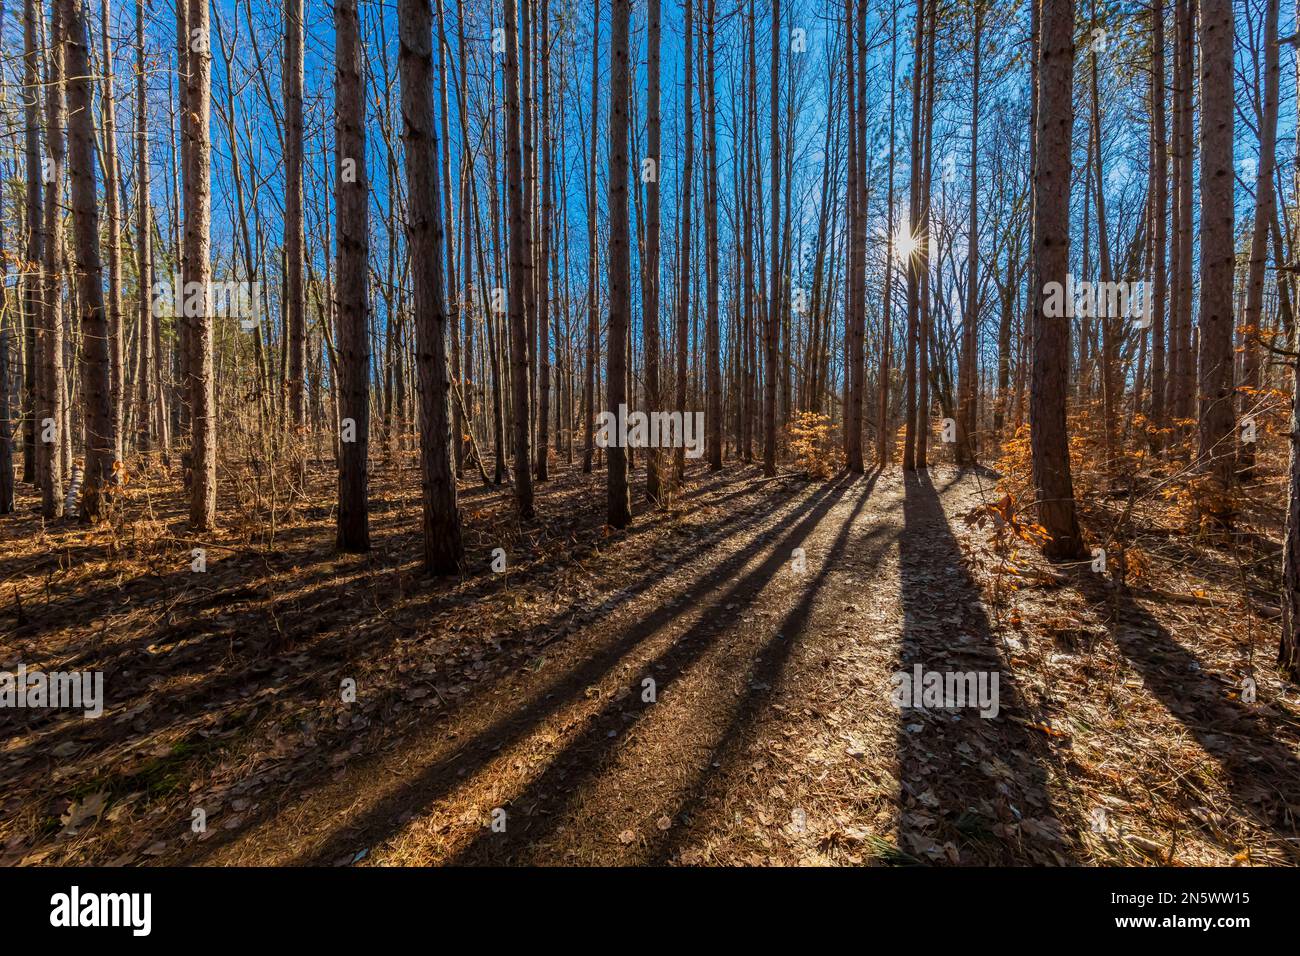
[40,0,66,518]
[1171,0,1195,423]
[400,0,464,574]
[674,0,694,485]
[844,0,864,472]
[762,0,779,477]
[505,0,535,518]
[184,0,214,528]
[1240,0,1278,480]
[1195,0,1235,513]
[1030,0,1084,558]
[643,0,662,499]
[582,0,599,474]
[0,0,11,513]
[484,26,508,484]
[21,0,42,490]
[742,0,755,463]
[174,0,189,438]
[135,0,153,455]
[1090,0,1116,481]
[64,0,116,519]
[1167,0,1183,425]
[285,0,307,469]
[455,0,475,478]
[520,0,537,460]
[956,1,982,468]
[100,0,125,462]
[534,0,551,481]
[902,0,924,471]
[877,0,897,467]
[703,0,720,470]
[334,0,370,549]
[434,0,462,480]
[1149,0,1167,451]
[605,0,631,527]
[916,0,936,469]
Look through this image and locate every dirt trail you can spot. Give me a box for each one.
[184,468,1082,866]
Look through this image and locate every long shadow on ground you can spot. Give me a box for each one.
[895,470,1081,864]
[443,474,869,864]
[243,478,849,865]
[641,469,889,864]
[1076,569,1300,862]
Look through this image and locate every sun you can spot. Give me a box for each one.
[892,224,921,264]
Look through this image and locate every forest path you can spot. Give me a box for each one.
[191,467,1081,866]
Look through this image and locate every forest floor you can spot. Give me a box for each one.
[2,448,1299,866]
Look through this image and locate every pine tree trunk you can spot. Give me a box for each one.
[432,0,462,481]
[334,0,370,549]
[1240,0,1278,481]
[1167,0,1184,426]
[956,1,982,468]
[520,0,537,462]
[916,0,936,469]
[286,0,306,461]
[64,0,116,519]
[1195,0,1235,512]
[100,0,125,463]
[135,0,154,455]
[748,0,759,463]
[505,0,535,518]
[1149,0,1167,451]
[1030,0,1085,559]
[1173,0,1194,423]
[762,0,779,477]
[704,0,721,470]
[184,0,215,528]
[174,0,190,439]
[582,0,599,475]
[642,0,662,500]
[844,0,863,472]
[902,0,924,472]
[21,0,42,488]
[40,0,66,518]
[484,44,508,484]
[400,0,464,574]
[675,0,694,486]
[0,2,11,515]
[877,1,897,468]
[605,0,631,527]
[1090,0,1116,482]
[455,0,475,477]
[534,0,552,482]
